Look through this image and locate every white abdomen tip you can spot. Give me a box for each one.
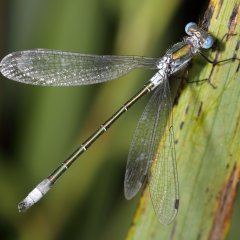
[18,178,51,212]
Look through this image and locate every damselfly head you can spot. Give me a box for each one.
[185,22,214,49]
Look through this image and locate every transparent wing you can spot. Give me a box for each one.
[148,80,179,225]
[0,49,158,86]
[124,77,167,200]
[124,75,179,224]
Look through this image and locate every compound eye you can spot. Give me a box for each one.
[202,35,214,49]
[185,22,197,35]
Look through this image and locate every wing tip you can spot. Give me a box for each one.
[124,180,142,200]
[158,199,180,225]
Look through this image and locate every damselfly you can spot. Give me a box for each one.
[0,23,220,224]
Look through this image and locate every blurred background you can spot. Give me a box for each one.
[0,0,239,239]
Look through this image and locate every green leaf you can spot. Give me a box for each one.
[126,0,240,239]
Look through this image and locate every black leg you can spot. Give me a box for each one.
[186,77,216,89]
[200,33,240,65]
[180,68,216,88]
[199,52,239,65]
